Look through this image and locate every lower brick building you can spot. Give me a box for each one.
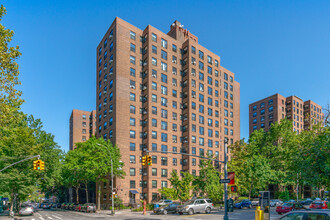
[249,93,324,135]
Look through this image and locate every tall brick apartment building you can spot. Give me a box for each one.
[69,109,96,150]
[96,18,240,205]
[249,93,324,135]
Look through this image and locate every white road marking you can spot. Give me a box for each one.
[48,217,53,219]
[52,215,62,219]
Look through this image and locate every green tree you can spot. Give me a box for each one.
[193,159,223,202]
[63,137,125,209]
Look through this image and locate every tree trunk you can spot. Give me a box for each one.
[85,181,89,203]
[75,184,80,204]
[10,190,14,213]
[248,181,253,200]
[97,181,101,210]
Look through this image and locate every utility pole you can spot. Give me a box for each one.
[224,139,229,220]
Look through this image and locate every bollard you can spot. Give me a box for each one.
[255,206,260,220]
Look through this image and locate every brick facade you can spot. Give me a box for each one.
[96,18,240,205]
[69,109,96,150]
[249,94,324,135]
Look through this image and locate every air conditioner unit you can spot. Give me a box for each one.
[173,140,177,143]
[172,60,177,63]
[192,84,196,87]
[191,72,196,76]
[172,72,177,75]
[109,35,113,39]
[200,88,204,92]
[109,109,113,113]
[192,94,196,98]
[109,71,113,75]
[143,86,147,90]
[192,61,196,65]
[173,117,177,120]
[172,83,177,86]
[173,128,177,131]
[130,85,135,89]
[103,114,107,118]
[104,78,107,82]
[103,103,107,106]
[152,74,157,78]
[143,62,147,66]
[110,60,113,64]
[143,173,147,176]
[104,67,107,70]
[103,91,107,94]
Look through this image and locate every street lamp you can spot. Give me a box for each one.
[96,143,115,215]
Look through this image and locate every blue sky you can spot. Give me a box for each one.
[3,0,330,152]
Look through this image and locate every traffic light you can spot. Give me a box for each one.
[33,160,45,170]
[231,186,237,192]
[33,160,41,170]
[40,161,45,170]
[142,156,147,166]
[147,155,152,166]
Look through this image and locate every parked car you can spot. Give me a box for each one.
[234,199,252,209]
[275,210,330,220]
[19,206,34,216]
[50,203,57,208]
[177,199,214,215]
[39,203,44,208]
[276,202,305,214]
[69,203,78,210]
[300,199,313,206]
[74,204,83,212]
[154,203,180,215]
[310,201,328,209]
[81,203,96,213]
[251,199,259,206]
[43,203,51,209]
[155,200,173,206]
[270,199,283,207]
[56,203,62,208]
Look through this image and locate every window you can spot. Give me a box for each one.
[161,38,167,48]
[130,180,135,188]
[152,119,157,127]
[161,86,168,95]
[161,121,167,130]
[260,109,265,115]
[260,102,265,108]
[130,155,136,164]
[161,73,167,83]
[224,73,228,80]
[130,130,135,138]
[172,158,177,166]
[269,106,273,112]
[199,72,204,81]
[152,131,157,139]
[161,50,167,60]
[130,168,136,176]
[170,44,177,52]
[162,109,168,118]
[152,94,157,102]
[161,169,168,177]
[130,93,135,101]
[161,62,167,71]
[253,105,257,111]
[152,33,157,42]
[161,157,167,166]
[130,31,136,40]
[130,118,135,126]
[199,50,204,59]
[161,133,167,142]
[152,45,157,54]
[130,55,136,64]
[224,82,228,89]
[130,43,136,52]
[130,105,136,114]
[161,181,167,188]
[152,57,157,66]
[130,143,135,151]
[199,61,204,70]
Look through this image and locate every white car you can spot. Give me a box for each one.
[251,199,259,206]
[270,199,283,207]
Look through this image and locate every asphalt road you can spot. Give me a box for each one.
[0,207,281,220]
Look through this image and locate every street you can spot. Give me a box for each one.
[0,207,281,220]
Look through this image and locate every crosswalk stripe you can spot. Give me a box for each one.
[48,217,53,219]
[52,215,62,219]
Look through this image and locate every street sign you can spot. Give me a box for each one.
[219,179,230,183]
[228,172,235,185]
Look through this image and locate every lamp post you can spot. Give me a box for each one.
[96,143,114,215]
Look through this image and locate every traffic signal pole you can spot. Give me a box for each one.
[224,140,229,220]
[0,155,40,172]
